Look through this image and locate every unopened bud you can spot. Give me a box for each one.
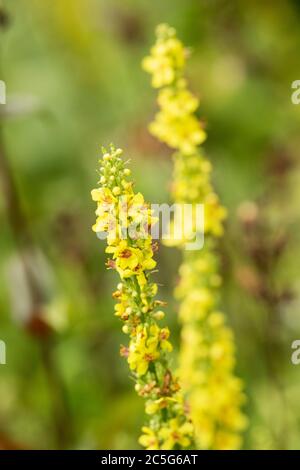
[153,310,165,320]
[112,187,121,196]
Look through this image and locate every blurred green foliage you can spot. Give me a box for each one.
[0,0,300,449]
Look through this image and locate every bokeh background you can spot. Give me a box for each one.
[1,0,300,449]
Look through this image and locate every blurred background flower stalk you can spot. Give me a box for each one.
[143,23,247,449]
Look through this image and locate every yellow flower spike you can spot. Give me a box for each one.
[92,144,194,449]
[143,25,247,449]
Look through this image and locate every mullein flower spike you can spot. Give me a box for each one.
[143,24,247,449]
[91,145,194,450]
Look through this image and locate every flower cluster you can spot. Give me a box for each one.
[143,24,247,449]
[92,145,194,450]
[149,86,206,155]
[141,24,186,89]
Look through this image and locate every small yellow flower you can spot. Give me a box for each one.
[106,241,141,278]
[128,326,160,376]
[159,327,173,351]
[158,418,194,450]
[145,396,178,415]
[139,427,160,450]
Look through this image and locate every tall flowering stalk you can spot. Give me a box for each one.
[91,145,194,450]
[143,24,247,449]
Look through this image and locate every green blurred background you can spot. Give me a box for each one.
[0,0,300,449]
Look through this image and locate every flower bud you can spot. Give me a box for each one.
[112,187,121,196]
[153,310,165,320]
